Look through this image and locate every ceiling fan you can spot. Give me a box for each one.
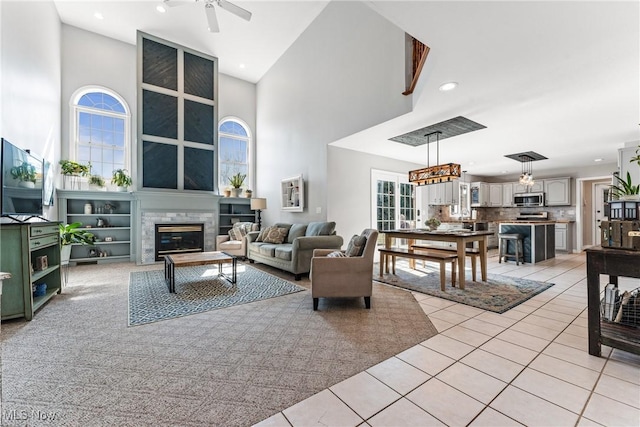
[164,0,252,33]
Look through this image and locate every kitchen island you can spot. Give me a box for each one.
[498,221,555,263]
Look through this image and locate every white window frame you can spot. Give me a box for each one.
[69,86,131,179]
[218,116,252,191]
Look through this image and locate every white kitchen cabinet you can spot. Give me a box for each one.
[488,183,503,207]
[555,223,567,251]
[471,182,489,207]
[514,180,544,193]
[544,177,571,206]
[502,182,514,207]
[427,181,460,205]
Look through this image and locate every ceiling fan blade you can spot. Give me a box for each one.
[163,0,190,8]
[205,3,220,33]
[217,0,252,21]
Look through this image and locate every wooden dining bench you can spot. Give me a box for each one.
[378,247,458,291]
[411,245,481,282]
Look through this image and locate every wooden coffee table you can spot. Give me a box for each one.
[164,251,237,293]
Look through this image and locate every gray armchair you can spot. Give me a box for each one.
[310,229,378,310]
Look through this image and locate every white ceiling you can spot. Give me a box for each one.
[53,0,640,179]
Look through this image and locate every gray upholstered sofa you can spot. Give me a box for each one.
[246,222,343,280]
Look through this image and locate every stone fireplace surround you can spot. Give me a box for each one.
[135,191,219,265]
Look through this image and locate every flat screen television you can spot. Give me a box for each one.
[1,137,45,220]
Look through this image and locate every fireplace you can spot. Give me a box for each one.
[155,223,205,261]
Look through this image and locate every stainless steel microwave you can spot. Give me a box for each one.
[514,192,545,207]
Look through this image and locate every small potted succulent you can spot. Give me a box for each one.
[111,169,132,192]
[425,217,441,231]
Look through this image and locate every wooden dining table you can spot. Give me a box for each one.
[382,229,494,289]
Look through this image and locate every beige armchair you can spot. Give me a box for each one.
[216,222,259,258]
[310,229,378,310]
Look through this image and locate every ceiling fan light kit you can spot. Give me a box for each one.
[164,0,252,33]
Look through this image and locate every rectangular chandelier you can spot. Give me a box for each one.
[409,163,461,185]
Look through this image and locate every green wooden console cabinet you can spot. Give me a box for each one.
[0,222,62,320]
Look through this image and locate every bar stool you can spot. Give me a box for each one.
[498,233,524,265]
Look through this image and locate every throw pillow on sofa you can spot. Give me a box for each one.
[305,221,336,236]
[326,250,347,258]
[345,235,367,257]
[262,227,289,244]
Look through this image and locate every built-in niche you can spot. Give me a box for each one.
[138,31,218,192]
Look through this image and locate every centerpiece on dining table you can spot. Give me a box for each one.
[424,217,441,231]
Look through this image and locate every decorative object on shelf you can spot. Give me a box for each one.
[611,171,640,200]
[35,255,48,271]
[59,222,96,265]
[84,203,93,215]
[408,131,461,186]
[59,159,90,190]
[88,174,106,190]
[229,172,246,197]
[111,169,132,191]
[425,217,441,231]
[32,283,47,298]
[223,188,232,197]
[96,218,106,228]
[104,236,114,242]
[244,189,252,198]
[103,202,116,214]
[10,161,37,188]
[250,197,267,229]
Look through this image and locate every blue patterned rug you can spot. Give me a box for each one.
[128,264,305,326]
[374,262,554,313]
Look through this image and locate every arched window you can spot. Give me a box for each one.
[218,118,251,190]
[70,87,130,180]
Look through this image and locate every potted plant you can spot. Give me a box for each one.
[425,217,441,230]
[59,159,90,190]
[228,172,246,197]
[611,171,640,200]
[10,161,37,188]
[111,169,132,192]
[59,222,95,265]
[244,188,253,198]
[88,174,106,191]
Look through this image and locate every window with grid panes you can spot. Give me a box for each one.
[218,118,251,190]
[72,89,129,180]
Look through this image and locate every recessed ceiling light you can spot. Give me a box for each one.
[94,12,104,20]
[468,161,475,166]
[501,170,508,174]
[156,5,166,13]
[594,158,603,162]
[239,64,246,69]
[439,82,458,92]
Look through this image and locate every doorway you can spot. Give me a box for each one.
[577,176,611,250]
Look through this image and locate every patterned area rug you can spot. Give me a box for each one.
[375,262,554,313]
[129,264,305,325]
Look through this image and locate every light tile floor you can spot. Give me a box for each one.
[255,252,640,427]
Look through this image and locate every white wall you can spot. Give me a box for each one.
[0,0,61,220]
[328,146,422,241]
[256,1,412,227]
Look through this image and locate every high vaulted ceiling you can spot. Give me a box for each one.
[53,1,640,178]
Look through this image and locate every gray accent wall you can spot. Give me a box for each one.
[256,1,412,230]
